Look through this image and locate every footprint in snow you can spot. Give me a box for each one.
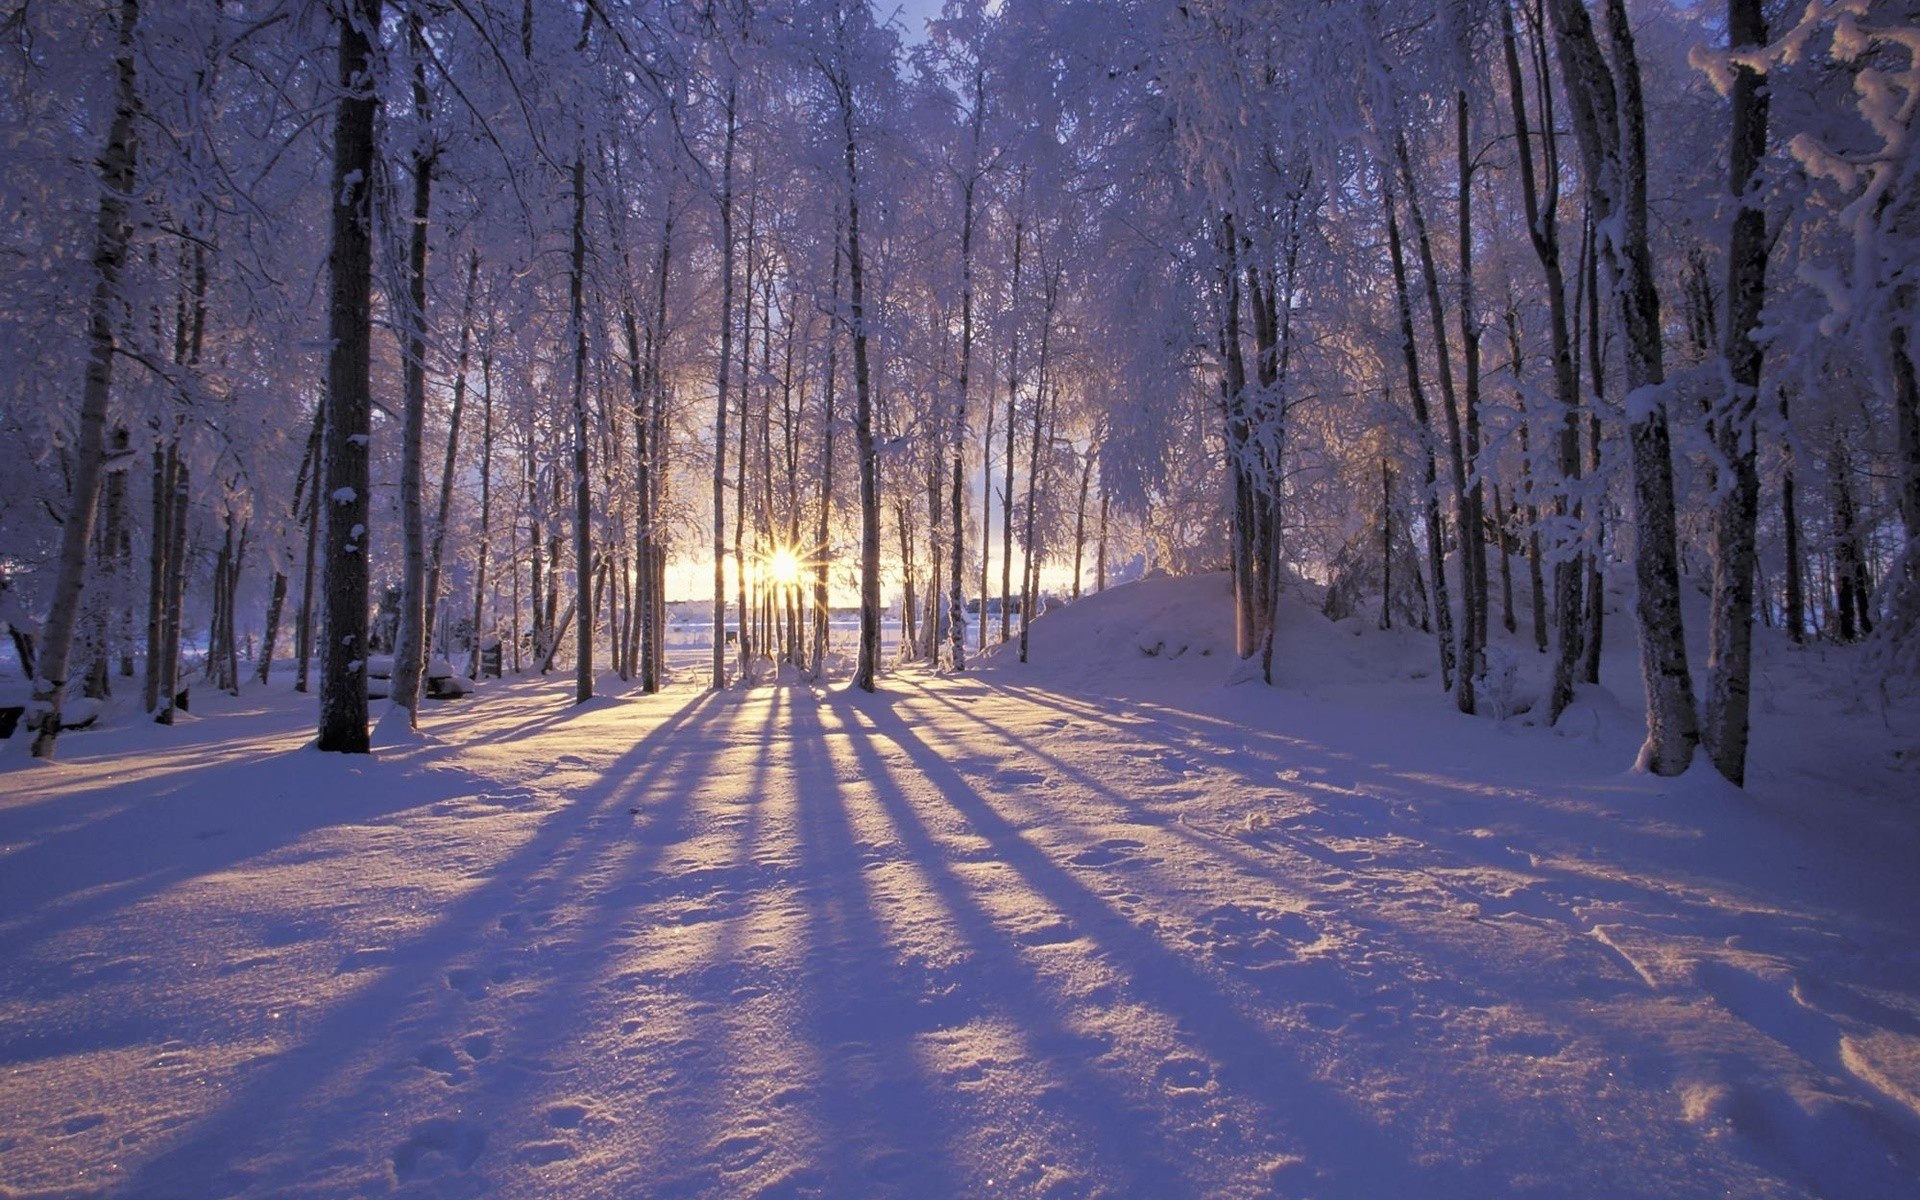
[1155,1055,1216,1093]
[392,1118,485,1181]
[515,1139,578,1166]
[1187,903,1318,970]
[446,967,486,1000]
[712,1130,771,1172]
[544,1102,589,1129]
[1069,838,1147,868]
[994,767,1049,788]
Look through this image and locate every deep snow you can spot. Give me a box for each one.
[2,573,1917,1198]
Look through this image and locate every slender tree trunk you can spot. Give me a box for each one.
[734,207,755,674]
[1095,481,1110,593]
[1502,0,1586,714]
[812,243,840,681]
[1072,451,1091,601]
[1831,440,1872,641]
[390,34,436,727]
[1547,0,1700,774]
[258,569,288,686]
[1019,272,1057,665]
[315,0,383,754]
[421,249,478,683]
[712,87,738,690]
[1384,183,1458,692]
[642,215,672,691]
[949,183,976,668]
[1495,484,1517,635]
[1780,395,1805,643]
[1703,0,1772,787]
[1395,133,1477,713]
[1219,216,1257,659]
[1000,216,1024,648]
[1455,91,1491,672]
[979,352,996,653]
[295,453,320,692]
[156,455,190,722]
[569,153,594,703]
[841,77,882,693]
[84,428,132,700]
[144,447,170,712]
[30,0,140,758]
[1581,214,1607,688]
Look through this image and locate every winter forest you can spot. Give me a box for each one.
[3,0,1920,1197]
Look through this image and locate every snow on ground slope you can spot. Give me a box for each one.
[2,573,1917,1198]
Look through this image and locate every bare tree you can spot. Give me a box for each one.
[1545,0,1699,775]
[317,0,384,754]
[30,0,141,759]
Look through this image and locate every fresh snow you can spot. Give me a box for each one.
[2,573,1917,1199]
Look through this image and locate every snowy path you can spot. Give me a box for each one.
[3,661,1919,1198]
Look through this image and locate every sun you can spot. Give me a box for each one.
[763,546,803,588]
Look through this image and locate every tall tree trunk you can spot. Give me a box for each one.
[842,77,882,693]
[1581,213,1608,688]
[1456,90,1491,673]
[639,215,672,693]
[1219,215,1257,659]
[84,427,132,700]
[390,30,436,727]
[1395,132,1477,714]
[812,242,840,681]
[949,173,978,669]
[979,351,996,653]
[1831,440,1872,642]
[156,452,190,723]
[1071,450,1091,601]
[569,153,594,703]
[426,250,478,683]
[1780,394,1805,643]
[1384,182,1458,692]
[1703,0,1772,787]
[1019,271,1059,666]
[734,205,755,674]
[1095,481,1110,593]
[1000,215,1024,649]
[30,0,140,758]
[712,87,738,690]
[1380,459,1396,630]
[258,570,288,686]
[315,0,383,753]
[145,446,169,712]
[1547,0,1699,774]
[1502,0,1586,715]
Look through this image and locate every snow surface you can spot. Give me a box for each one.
[3,573,1918,1199]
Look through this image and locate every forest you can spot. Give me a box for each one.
[2,0,1916,779]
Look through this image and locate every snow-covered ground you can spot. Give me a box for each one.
[2,573,1917,1198]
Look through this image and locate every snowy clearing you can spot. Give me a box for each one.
[3,575,1918,1199]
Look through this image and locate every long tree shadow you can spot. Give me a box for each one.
[827,688,1456,1197]
[778,691,968,1194]
[0,738,488,1005]
[104,687,734,1197]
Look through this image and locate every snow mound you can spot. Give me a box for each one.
[977,571,1443,699]
[974,572,1233,685]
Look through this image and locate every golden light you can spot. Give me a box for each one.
[763,546,803,588]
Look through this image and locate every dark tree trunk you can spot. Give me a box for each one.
[1703,0,1772,787]
[316,0,383,754]
[1547,0,1699,774]
[1384,183,1458,692]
